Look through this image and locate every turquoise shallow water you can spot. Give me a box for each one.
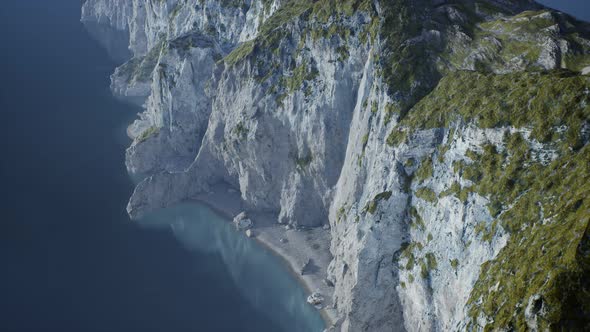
[139,203,326,332]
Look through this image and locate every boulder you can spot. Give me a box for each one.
[307,292,324,306]
[233,212,253,230]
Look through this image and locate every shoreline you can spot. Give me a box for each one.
[191,184,339,329]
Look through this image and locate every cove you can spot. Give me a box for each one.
[139,203,325,331]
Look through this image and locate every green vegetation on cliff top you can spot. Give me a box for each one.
[224,0,374,66]
[395,68,590,330]
[379,1,590,112]
[390,70,590,145]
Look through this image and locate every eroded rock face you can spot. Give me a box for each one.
[83,1,590,331]
[81,0,134,61]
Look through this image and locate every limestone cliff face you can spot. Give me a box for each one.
[83,0,590,331]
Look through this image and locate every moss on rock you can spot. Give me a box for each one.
[136,126,160,143]
[365,191,393,215]
[394,70,590,144]
[467,145,590,331]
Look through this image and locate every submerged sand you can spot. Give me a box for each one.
[192,184,338,328]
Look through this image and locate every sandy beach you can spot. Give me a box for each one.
[192,183,339,329]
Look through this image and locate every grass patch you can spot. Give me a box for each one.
[393,70,590,144]
[364,191,393,215]
[414,157,434,183]
[415,188,437,204]
[136,126,160,143]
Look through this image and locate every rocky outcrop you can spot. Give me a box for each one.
[83,0,590,331]
[233,212,254,230]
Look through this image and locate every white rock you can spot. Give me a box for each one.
[307,292,325,306]
[233,212,253,231]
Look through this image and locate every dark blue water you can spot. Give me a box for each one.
[537,0,590,21]
[0,1,323,331]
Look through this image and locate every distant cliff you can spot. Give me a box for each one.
[82,0,590,330]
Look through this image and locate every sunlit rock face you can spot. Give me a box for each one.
[83,0,590,331]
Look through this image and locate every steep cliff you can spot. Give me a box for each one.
[82,0,590,330]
